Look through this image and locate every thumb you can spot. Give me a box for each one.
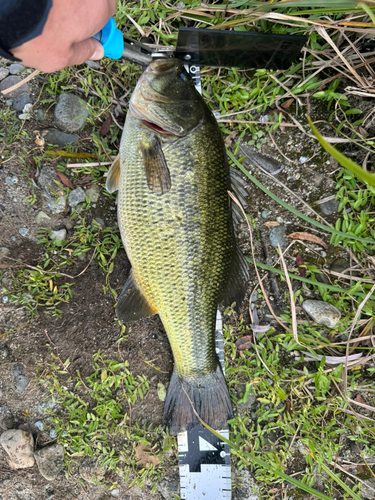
[69,38,104,66]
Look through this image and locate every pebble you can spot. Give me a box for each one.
[42,128,79,147]
[2,296,9,303]
[34,444,64,481]
[9,64,25,75]
[0,67,9,81]
[92,217,105,230]
[302,300,341,329]
[320,196,339,215]
[233,469,259,500]
[0,344,9,359]
[54,93,89,132]
[261,210,268,219]
[85,184,100,203]
[269,225,288,249]
[34,421,44,431]
[0,76,30,99]
[37,109,46,123]
[13,93,32,112]
[251,290,258,303]
[37,396,56,414]
[0,429,35,469]
[0,247,10,260]
[65,219,75,230]
[68,187,86,208]
[18,228,29,237]
[330,258,350,275]
[157,467,180,499]
[18,113,31,120]
[0,408,14,431]
[111,489,120,497]
[12,363,29,393]
[5,175,18,186]
[5,99,13,106]
[49,428,58,439]
[35,211,51,226]
[50,229,67,242]
[38,167,66,214]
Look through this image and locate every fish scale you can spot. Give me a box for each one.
[118,114,233,377]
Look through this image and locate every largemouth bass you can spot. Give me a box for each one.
[106,59,248,433]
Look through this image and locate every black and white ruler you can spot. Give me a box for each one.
[177,310,232,499]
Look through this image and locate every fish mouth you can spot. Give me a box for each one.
[139,119,170,134]
[130,101,182,136]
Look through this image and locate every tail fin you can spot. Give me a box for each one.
[163,363,233,434]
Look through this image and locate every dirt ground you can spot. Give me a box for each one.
[0,56,373,500]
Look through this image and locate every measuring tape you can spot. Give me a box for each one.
[177,310,232,499]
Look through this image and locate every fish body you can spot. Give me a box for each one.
[107,60,248,433]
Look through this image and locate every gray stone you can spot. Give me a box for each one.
[54,93,89,132]
[0,247,10,260]
[13,93,32,112]
[0,429,35,469]
[361,478,375,499]
[49,428,58,439]
[110,489,120,497]
[35,211,51,226]
[250,290,258,303]
[34,421,44,431]
[237,393,257,414]
[18,228,29,237]
[65,219,75,230]
[42,128,79,147]
[38,167,66,214]
[85,184,100,203]
[5,174,18,186]
[12,363,29,393]
[5,99,13,106]
[0,67,9,81]
[9,64,24,75]
[330,258,350,275]
[0,76,30,99]
[18,113,30,120]
[269,225,288,249]
[302,300,341,329]
[320,196,339,215]
[37,109,46,123]
[37,397,56,415]
[50,229,67,242]
[233,469,259,500]
[92,217,105,230]
[0,344,9,359]
[0,407,14,431]
[68,187,85,208]
[157,467,180,499]
[34,444,64,481]
[261,210,268,219]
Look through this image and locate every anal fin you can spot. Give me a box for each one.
[220,243,249,308]
[116,271,157,322]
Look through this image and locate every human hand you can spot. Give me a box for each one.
[10,0,116,72]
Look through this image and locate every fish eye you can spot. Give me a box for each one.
[179,72,187,80]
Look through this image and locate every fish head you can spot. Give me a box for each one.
[129,59,205,137]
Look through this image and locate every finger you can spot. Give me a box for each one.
[68,38,104,66]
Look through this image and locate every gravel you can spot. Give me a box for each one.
[50,229,67,242]
[0,429,35,469]
[12,363,29,393]
[9,64,25,75]
[302,300,341,329]
[68,187,86,208]
[35,211,52,226]
[12,93,32,112]
[34,444,64,481]
[42,128,79,147]
[269,225,288,249]
[0,76,30,99]
[38,167,66,214]
[54,93,89,132]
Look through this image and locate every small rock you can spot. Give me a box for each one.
[9,64,25,75]
[330,258,350,275]
[37,109,46,123]
[12,363,29,393]
[0,407,14,431]
[85,184,100,203]
[261,210,268,219]
[18,228,29,237]
[110,489,120,497]
[34,421,44,431]
[42,128,79,147]
[18,113,31,120]
[92,217,105,230]
[65,219,75,230]
[233,469,259,500]
[320,196,339,216]
[250,291,258,303]
[157,467,180,499]
[5,174,18,186]
[23,103,33,114]
[0,344,9,359]
[269,225,288,249]
[2,296,9,304]
[0,67,9,81]
[13,93,32,112]
[35,211,51,226]
[49,428,58,439]
[5,99,13,106]
[0,247,10,260]
[34,444,64,481]
[38,167,66,214]
[68,187,85,208]
[361,478,375,499]
[50,229,67,242]
[37,397,56,415]
[54,93,89,132]
[0,76,30,99]
[0,430,35,469]
[302,300,341,329]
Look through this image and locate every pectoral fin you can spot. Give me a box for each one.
[106,155,121,193]
[116,271,157,322]
[140,133,171,194]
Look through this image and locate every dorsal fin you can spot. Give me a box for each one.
[106,155,121,193]
[116,271,157,322]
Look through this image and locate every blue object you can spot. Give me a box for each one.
[93,18,124,60]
